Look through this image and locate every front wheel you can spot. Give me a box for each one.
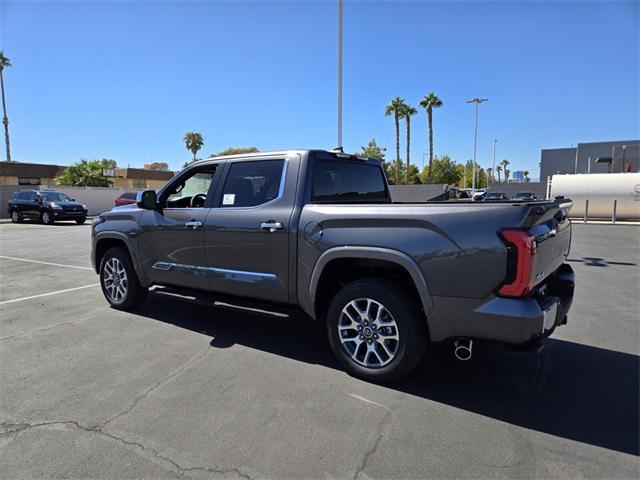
[41,210,54,225]
[76,217,86,224]
[100,247,147,310]
[326,278,427,382]
[10,210,22,223]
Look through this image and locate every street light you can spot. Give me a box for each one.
[337,0,343,148]
[466,98,488,192]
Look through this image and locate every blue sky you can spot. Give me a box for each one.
[1,0,638,177]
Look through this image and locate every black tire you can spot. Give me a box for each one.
[99,246,148,310]
[10,210,22,223]
[41,210,54,225]
[326,278,427,382]
[76,217,86,225]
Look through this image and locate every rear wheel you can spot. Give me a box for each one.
[41,211,54,225]
[326,278,427,382]
[10,210,21,223]
[100,247,147,310]
[76,217,86,224]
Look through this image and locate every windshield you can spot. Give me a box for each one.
[40,192,72,202]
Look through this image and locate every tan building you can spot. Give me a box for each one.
[0,161,67,186]
[113,168,174,190]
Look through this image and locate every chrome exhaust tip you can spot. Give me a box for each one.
[454,338,473,361]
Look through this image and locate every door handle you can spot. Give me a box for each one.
[185,220,203,229]
[260,221,283,232]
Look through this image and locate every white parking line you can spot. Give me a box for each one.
[0,284,100,306]
[348,393,393,413]
[0,255,92,271]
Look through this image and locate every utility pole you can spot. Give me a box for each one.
[337,0,343,149]
[491,138,497,184]
[466,98,488,193]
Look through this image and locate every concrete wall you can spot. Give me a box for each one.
[389,184,449,202]
[540,147,576,184]
[486,182,547,200]
[1,185,129,218]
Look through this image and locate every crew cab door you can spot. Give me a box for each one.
[204,156,297,303]
[137,163,222,291]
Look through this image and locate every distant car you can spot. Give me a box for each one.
[513,192,537,201]
[483,192,509,201]
[8,189,88,225]
[115,192,138,207]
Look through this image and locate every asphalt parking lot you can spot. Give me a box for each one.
[0,221,638,479]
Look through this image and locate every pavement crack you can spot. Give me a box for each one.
[352,401,397,480]
[1,419,255,479]
[98,346,212,430]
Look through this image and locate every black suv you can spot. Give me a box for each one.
[8,189,88,225]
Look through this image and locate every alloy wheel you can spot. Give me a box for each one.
[11,211,19,223]
[337,298,400,368]
[103,257,128,302]
[42,212,50,224]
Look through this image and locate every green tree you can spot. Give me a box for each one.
[403,104,417,185]
[213,146,259,157]
[383,160,420,185]
[486,167,493,184]
[500,159,510,182]
[0,51,12,162]
[55,159,113,187]
[421,155,462,185]
[385,97,407,185]
[183,131,205,162]
[418,92,443,182]
[360,139,386,160]
[523,170,530,182]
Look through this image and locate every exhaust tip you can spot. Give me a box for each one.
[454,338,473,361]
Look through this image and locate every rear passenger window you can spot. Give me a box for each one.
[311,160,388,203]
[220,160,285,208]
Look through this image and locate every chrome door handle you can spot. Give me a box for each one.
[185,221,203,229]
[260,221,283,232]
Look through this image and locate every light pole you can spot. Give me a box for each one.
[491,138,497,184]
[337,0,343,148]
[466,98,488,193]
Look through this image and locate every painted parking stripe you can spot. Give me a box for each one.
[0,284,100,306]
[0,255,92,271]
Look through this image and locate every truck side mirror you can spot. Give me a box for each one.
[136,190,157,210]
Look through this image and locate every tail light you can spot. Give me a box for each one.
[498,229,537,297]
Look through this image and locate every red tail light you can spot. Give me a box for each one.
[498,230,537,297]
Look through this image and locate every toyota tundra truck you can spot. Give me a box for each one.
[91,149,575,381]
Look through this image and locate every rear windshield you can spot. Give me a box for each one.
[311,159,389,203]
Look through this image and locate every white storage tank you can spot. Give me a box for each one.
[550,173,640,220]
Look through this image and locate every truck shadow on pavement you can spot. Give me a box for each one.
[135,291,639,457]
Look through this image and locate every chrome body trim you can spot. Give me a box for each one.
[152,262,278,284]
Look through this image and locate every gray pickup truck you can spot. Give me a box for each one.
[91,149,575,381]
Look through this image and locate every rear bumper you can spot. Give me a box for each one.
[428,264,575,344]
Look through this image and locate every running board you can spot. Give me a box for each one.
[151,285,291,318]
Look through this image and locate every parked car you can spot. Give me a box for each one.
[513,192,537,201]
[8,189,88,225]
[483,191,509,201]
[91,149,574,381]
[115,191,138,207]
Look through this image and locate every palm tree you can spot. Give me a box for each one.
[183,131,204,162]
[523,170,530,183]
[418,92,443,182]
[505,169,511,182]
[385,97,407,184]
[487,167,493,184]
[500,159,510,183]
[403,104,417,184]
[496,165,502,183]
[0,52,12,162]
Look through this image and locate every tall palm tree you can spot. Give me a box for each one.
[418,92,443,182]
[505,169,511,183]
[523,170,530,183]
[487,167,493,184]
[500,159,510,183]
[496,165,502,183]
[385,97,407,184]
[183,131,204,162]
[403,104,417,184]
[0,52,12,162]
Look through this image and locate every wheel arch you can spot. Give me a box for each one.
[93,232,147,285]
[308,247,434,326]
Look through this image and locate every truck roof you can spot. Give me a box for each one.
[192,149,376,165]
